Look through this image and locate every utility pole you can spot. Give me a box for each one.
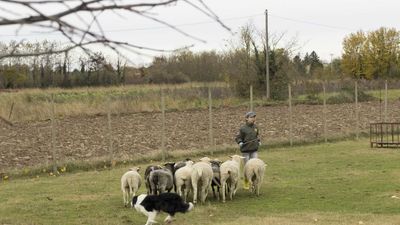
[265,9,270,99]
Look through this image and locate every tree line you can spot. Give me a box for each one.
[1,26,399,99]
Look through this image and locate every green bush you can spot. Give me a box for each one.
[327,87,376,104]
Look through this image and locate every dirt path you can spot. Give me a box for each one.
[1,101,400,171]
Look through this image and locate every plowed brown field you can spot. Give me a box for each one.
[1,101,399,172]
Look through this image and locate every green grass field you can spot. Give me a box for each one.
[1,139,400,225]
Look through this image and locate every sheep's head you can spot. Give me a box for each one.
[210,159,222,166]
[199,156,211,163]
[185,160,194,166]
[163,162,176,173]
[229,155,245,165]
[129,167,140,172]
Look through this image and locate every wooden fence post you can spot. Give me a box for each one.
[323,82,327,143]
[355,81,359,140]
[288,84,293,146]
[107,97,114,167]
[161,88,166,162]
[250,85,253,112]
[8,102,14,120]
[384,80,388,122]
[208,86,214,156]
[50,93,57,173]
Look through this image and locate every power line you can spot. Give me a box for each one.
[0,12,358,39]
[0,13,264,37]
[269,13,354,31]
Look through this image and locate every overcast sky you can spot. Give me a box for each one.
[1,0,399,65]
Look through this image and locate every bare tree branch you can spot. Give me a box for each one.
[0,0,231,60]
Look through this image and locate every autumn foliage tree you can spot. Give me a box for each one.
[341,27,400,79]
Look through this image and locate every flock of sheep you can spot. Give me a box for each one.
[121,154,266,207]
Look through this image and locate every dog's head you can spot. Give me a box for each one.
[131,195,138,208]
[131,194,147,207]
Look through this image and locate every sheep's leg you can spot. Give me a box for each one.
[254,178,260,196]
[122,189,127,206]
[192,182,198,204]
[258,171,264,196]
[129,185,134,202]
[150,182,157,195]
[221,179,226,203]
[233,178,239,196]
[184,184,191,202]
[200,185,207,204]
[182,187,187,202]
[185,181,192,202]
[203,179,210,202]
[176,181,182,197]
[145,180,151,195]
[217,186,220,200]
[229,183,233,200]
[211,185,216,199]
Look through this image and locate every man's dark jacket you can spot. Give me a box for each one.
[235,123,260,153]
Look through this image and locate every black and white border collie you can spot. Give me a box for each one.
[131,192,194,225]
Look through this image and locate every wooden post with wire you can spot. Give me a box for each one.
[288,84,293,146]
[161,88,166,162]
[355,81,359,140]
[208,86,214,156]
[50,93,57,174]
[323,82,327,143]
[107,97,115,167]
[250,85,253,112]
[8,102,14,120]
[384,80,388,122]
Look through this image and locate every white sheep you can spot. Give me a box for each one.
[244,158,266,196]
[121,167,142,207]
[220,155,245,203]
[174,160,194,202]
[191,158,213,204]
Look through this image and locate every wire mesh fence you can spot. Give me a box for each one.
[1,79,400,174]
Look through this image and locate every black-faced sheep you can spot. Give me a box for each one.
[210,159,222,200]
[144,165,162,194]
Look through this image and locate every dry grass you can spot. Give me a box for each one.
[0,82,242,122]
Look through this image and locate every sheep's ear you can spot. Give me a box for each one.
[137,166,141,172]
[229,155,233,159]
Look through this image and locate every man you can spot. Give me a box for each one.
[235,111,261,189]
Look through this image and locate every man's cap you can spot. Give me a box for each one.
[245,111,256,118]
